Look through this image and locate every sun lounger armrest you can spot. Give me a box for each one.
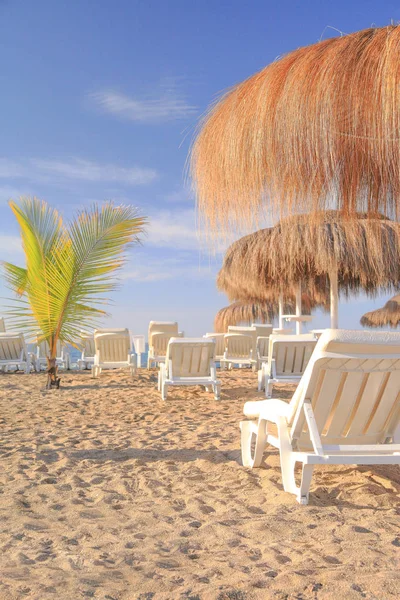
[258,400,291,422]
[244,399,290,422]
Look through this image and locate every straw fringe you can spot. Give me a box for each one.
[217,212,400,300]
[360,295,400,328]
[191,26,400,235]
[214,302,276,333]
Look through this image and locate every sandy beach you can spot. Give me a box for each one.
[0,368,399,600]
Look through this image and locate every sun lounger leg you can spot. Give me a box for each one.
[280,451,314,505]
[257,368,263,391]
[161,382,168,401]
[213,383,221,400]
[129,354,137,377]
[266,379,273,398]
[240,420,268,468]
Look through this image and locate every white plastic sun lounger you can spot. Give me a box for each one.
[35,338,70,372]
[0,332,32,373]
[132,334,145,368]
[224,333,258,371]
[147,321,179,368]
[241,329,400,504]
[148,331,183,369]
[158,337,221,401]
[252,324,273,338]
[92,328,137,378]
[0,318,5,333]
[77,333,95,370]
[252,324,273,364]
[258,334,317,395]
[204,333,227,368]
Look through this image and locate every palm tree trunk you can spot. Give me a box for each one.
[46,335,60,389]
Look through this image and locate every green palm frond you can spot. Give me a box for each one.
[2,198,147,358]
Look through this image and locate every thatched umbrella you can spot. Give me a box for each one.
[214,301,276,333]
[218,212,400,328]
[191,26,400,234]
[214,296,321,333]
[360,295,400,328]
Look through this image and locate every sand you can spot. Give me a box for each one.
[0,367,399,600]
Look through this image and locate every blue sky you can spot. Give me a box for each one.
[0,0,399,336]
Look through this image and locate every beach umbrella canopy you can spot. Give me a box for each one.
[360,295,400,328]
[214,301,276,333]
[191,26,400,234]
[214,296,322,333]
[217,212,400,327]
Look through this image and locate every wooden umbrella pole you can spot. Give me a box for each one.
[330,267,339,329]
[295,283,302,334]
[278,293,284,329]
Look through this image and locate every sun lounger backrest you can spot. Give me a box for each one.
[257,336,270,359]
[167,338,215,377]
[81,334,95,356]
[148,321,178,345]
[37,338,64,358]
[224,333,253,358]
[290,330,400,448]
[151,332,183,357]
[228,327,257,354]
[204,333,225,357]
[270,334,317,377]
[252,324,273,339]
[0,333,25,360]
[0,318,5,333]
[94,329,131,363]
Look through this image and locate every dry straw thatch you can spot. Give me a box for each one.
[214,296,322,333]
[360,295,400,328]
[191,26,400,234]
[217,212,400,301]
[214,302,276,333]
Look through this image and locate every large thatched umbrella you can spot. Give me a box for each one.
[360,295,400,328]
[191,26,400,234]
[214,301,276,333]
[218,212,400,328]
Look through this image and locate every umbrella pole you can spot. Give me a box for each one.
[330,268,339,328]
[295,283,302,335]
[278,293,284,329]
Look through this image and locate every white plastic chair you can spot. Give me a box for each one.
[0,333,32,373]
[204,333,227,368]
[158,337,221,401]
[241,329,400,504]
[132,334,145,368]
[35,338,70,372]
[258,334,317,395]
[148,321,179,369]
[92,328,136,378]
[224,333,257,371]
[77,333,95,370]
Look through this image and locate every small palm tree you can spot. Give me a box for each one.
[2,197,147,386]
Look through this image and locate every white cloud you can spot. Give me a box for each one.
[89,83,197,123]
[121,255,215,283]
[163,188,193,204]
[0,157,157,187]
[31,158,157,186]
[145,208,232,254]
[0,185,33,203]
[146,209,200,251]
[0,234,23,260]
